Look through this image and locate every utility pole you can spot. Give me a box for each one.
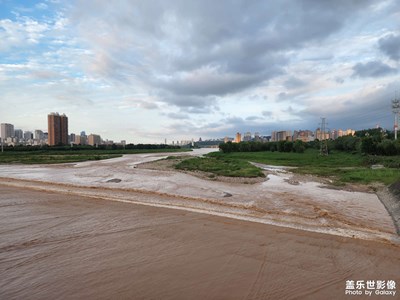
[1,138,3,153]
[392,91,400,140]
[319,117,328,156]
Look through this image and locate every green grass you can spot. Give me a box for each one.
[208,149,364,168]
[175,156,265,178]
[0,153,122,164]
[197,149,400,185]
[337,169,400,185]
[0,148,190,164]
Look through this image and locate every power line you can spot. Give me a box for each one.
[319,117,328,156]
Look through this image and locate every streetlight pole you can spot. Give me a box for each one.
[392,97,400,140]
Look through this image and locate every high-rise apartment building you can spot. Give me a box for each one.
[88,134,101,146]
[14,129,23,140]
[272,130,292,142]
[1,123,14,140]
[293,130,314,142]
[243,132,252,141]
[74,135,87,145]
[70,133,76,144]
[234,132,242,143]
[24,131,33,141]
[48,113,68,146]
[34,130,44,140]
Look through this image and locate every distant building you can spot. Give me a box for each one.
[1,123,14,141]
[34,130,44,140]
[48,113,68,145]
[315,128,329,140]
[224,136,233,143]
[330,129,338,140]
[293,130,314,142]
[328,129,355,140]
[234,132,242,143]
[14,129,23,140]
[69,133,76,144]
[88,134,101,146]
[74,135,87,145]
[254,132,261,141]
[243,132,252,142]
[271,130,291,142]
[23,131,33,141]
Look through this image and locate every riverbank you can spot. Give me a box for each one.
[0,149,397,243]
[377,181,400,235]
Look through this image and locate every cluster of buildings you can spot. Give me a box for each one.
[1,113,125,147]
[227,128,356,143]
[0,123,47,146]
[1,112,358,148]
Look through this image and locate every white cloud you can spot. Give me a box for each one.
[0,0,399,142]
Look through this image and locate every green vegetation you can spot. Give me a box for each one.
[219,140,307,153]
[0,148,190,164]
[173,148,400,184]
[175,156,265,178]
[0,152,121,164]
[207,128,400,185]
[219,128,400,156]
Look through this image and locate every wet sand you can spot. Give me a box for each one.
[0,186,399,300]
[0,150,397,242]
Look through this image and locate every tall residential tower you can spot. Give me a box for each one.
[0,123,14,141]
[48,113,68,145]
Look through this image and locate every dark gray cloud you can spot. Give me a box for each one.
[160,94,217,113]
[352,61,397,78]
[72,0,376,110]
[284,77,306,89]
[379,34,400,61]
[164,112,189,120]
[159,71,269,97]
[245,116,263,121]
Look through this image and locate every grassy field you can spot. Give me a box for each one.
[175,156,265,178]
[178,149,400,185]
[0,148,190,164]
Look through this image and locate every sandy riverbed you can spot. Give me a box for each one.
[0,186,399,300]
[0,149,397,243]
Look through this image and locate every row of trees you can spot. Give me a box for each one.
[219,128,400,156]
[219,140,306,153]
[329,134,400,156]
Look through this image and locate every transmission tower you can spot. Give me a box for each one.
[392,91,400,140]
[319,117,328,156]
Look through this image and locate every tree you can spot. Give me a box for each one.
[293,140,305,153]
[360,137,376,154]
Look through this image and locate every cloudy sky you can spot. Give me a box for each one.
[0,0,399,143]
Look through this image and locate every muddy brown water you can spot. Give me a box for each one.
[1,186,399,299]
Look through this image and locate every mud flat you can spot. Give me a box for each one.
[1,186,399,300]
[0,150,398,244]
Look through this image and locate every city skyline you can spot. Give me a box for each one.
[0,1,399,143]
[0,115,361,146]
